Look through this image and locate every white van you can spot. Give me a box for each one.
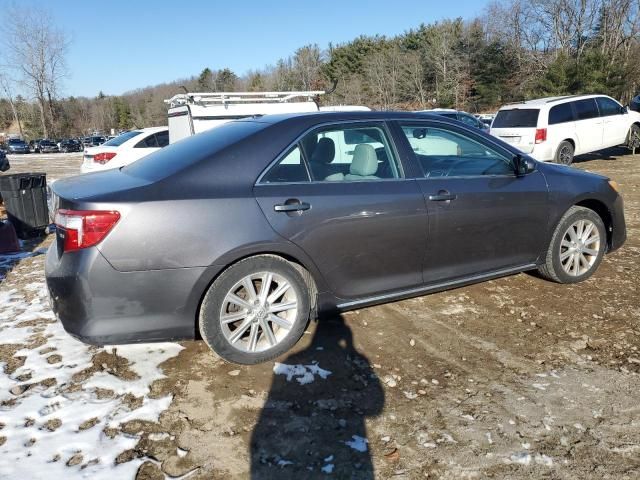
[165,91,369,144]
[490,94,640,164]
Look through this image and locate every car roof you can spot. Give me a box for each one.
[136,126,168,133]
[238,110,463,126]
[499,94,610,110]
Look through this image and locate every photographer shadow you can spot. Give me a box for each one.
[250,314,384,479]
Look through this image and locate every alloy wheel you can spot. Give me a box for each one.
[559,219,600,276]
[559,145,573,165]
[219,271,298,353]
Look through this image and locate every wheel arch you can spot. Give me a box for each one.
[189,243,327,338]
[573,198,613,249]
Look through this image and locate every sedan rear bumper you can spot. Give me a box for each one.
[45,241,210,345]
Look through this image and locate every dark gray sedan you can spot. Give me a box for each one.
[45,112,626,364]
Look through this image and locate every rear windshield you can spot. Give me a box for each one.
[124,120,268,181]
[103,131,142,147]
[493,109,540,128]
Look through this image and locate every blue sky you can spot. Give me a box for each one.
[3,0,491,97]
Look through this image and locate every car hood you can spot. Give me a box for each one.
[538,161,609,181]
[51,168,153,202]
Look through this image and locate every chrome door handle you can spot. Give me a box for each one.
[428,192,457,201]
[274,201,311,212]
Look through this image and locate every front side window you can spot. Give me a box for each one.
[574,99,599,120]
[260,145,310,183]
[400,124,514,177]
[549,103,574,125]
[596,97,622,117]
[302,125,401,182]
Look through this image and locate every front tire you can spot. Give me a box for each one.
[199,255,311,364]
[555,141,574,165]
[538,206,606,283]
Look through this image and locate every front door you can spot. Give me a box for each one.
[395,121,550,284]
[254,122,428,300]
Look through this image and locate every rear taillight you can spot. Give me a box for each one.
[534,128,547,144]
[93,152,117,164]
[54,209,120,252]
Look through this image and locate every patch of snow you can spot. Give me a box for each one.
[277,459,293,467]
[321,463,334,474]
[176,447,189,458]
[273,362,332,385]
[344,435,368,452]
[0,263,183,480]
[508,452,554,467]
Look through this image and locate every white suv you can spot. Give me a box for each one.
[490,94,640,164]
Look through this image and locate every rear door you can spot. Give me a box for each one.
[395,121,550,284]
[254,122,428,300]
[572,98,603,154]
[490,108,540,154]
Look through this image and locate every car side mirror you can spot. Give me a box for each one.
[621,105,628,114]
[513,154,534,176]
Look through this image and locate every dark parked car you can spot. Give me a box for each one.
[5,138,30,154]
[58,138,82,153]
[0,148,8,171]
[427,109,490,131]
[29,139,59,153]
[46,111,626,364]
[83,136,106,147]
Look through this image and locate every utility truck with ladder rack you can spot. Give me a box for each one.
[164,89,369,144]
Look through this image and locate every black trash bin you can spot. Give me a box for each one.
[0,173,49,239]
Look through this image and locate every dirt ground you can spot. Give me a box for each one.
[2,150,639,479]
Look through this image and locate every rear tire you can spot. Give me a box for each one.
[538,206,606,284]
[554,141,574,165]
[199,255,311,365]
[627,124,640,151]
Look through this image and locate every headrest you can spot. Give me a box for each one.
[311,137,335,164]
[350,144,378,176]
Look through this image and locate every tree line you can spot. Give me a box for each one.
[1,0,639,139]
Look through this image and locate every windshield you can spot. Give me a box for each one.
[103,131,142,147]
[493,109,540,128]
[124,121,268,181]
[8,139,24,144]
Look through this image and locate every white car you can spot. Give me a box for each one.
[490,94,640,164]
[80,127,168,174]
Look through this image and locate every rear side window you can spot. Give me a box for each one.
[261,145,310,183]
[155,131,169,147]
[103,131,142,147]
[302,125,401,182]
[574,99,599,120]
[596,97,621,116]
[492,109,540,128]
[135,133,159,148]
[548,103,575,125]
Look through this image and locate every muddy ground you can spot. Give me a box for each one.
[1,150,639,479]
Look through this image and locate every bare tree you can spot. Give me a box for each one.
[2,5,69,137]
[293,44,323,90]
[0,72,24,136]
